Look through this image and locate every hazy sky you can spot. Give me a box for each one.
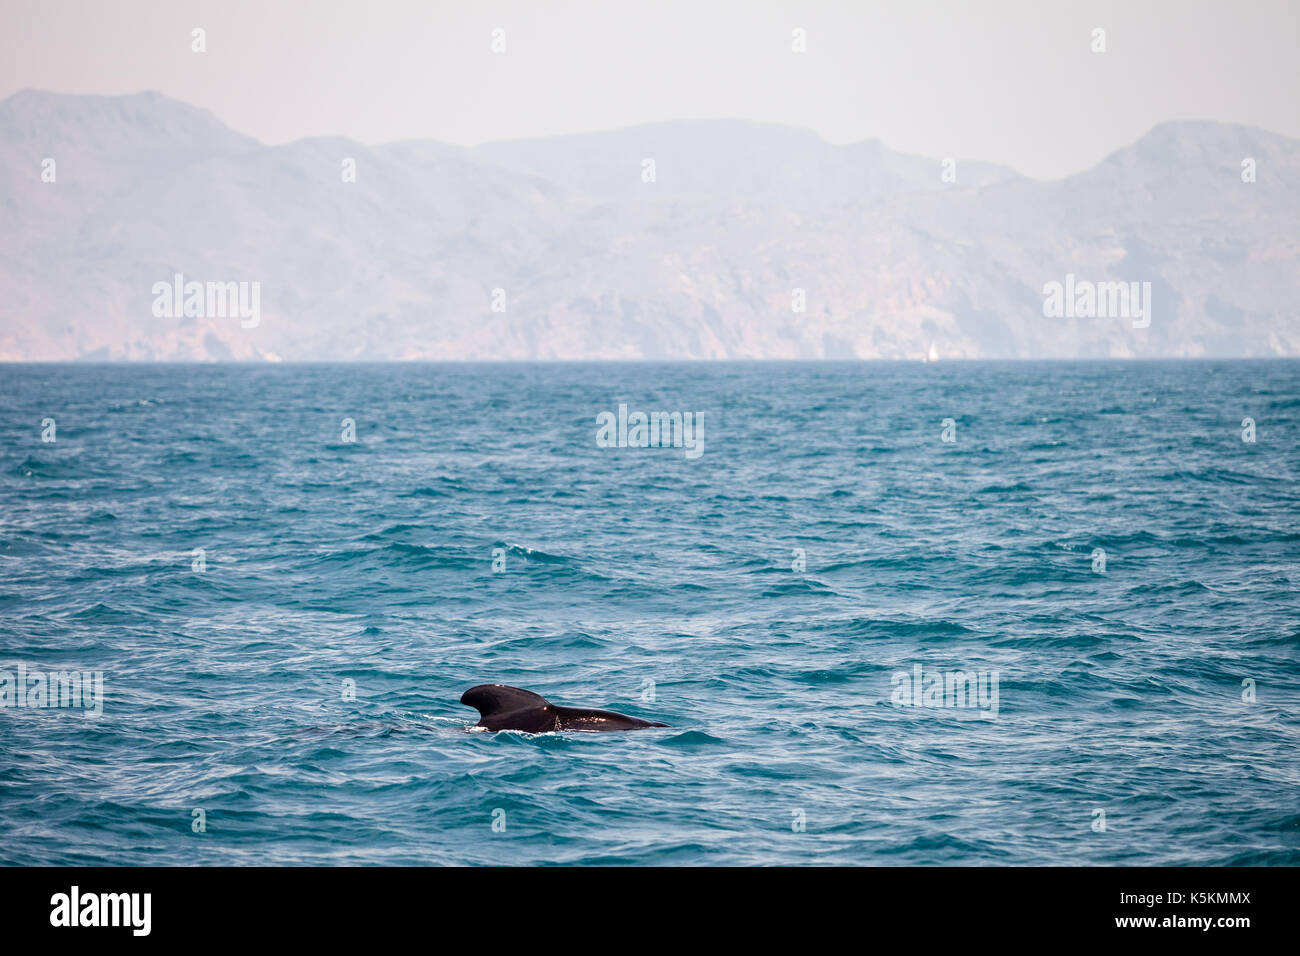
[2,0,1297,178]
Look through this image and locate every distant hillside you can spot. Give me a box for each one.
[474,118,1021,208]
[1,90,1296,360]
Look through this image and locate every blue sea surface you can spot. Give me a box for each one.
[1,361,1297,865]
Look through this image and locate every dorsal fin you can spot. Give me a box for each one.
[460,684,550,718]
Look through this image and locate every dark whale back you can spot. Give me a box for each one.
[460,684,668,733]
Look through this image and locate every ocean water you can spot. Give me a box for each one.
[1,360,1297,866]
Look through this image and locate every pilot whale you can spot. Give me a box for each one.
[461,684,668,733]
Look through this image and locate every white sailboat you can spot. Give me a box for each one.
[924,342,939,363]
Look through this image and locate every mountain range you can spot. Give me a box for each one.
[1,89,1297,360]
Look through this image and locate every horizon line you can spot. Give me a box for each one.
[4,357,1296,366]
